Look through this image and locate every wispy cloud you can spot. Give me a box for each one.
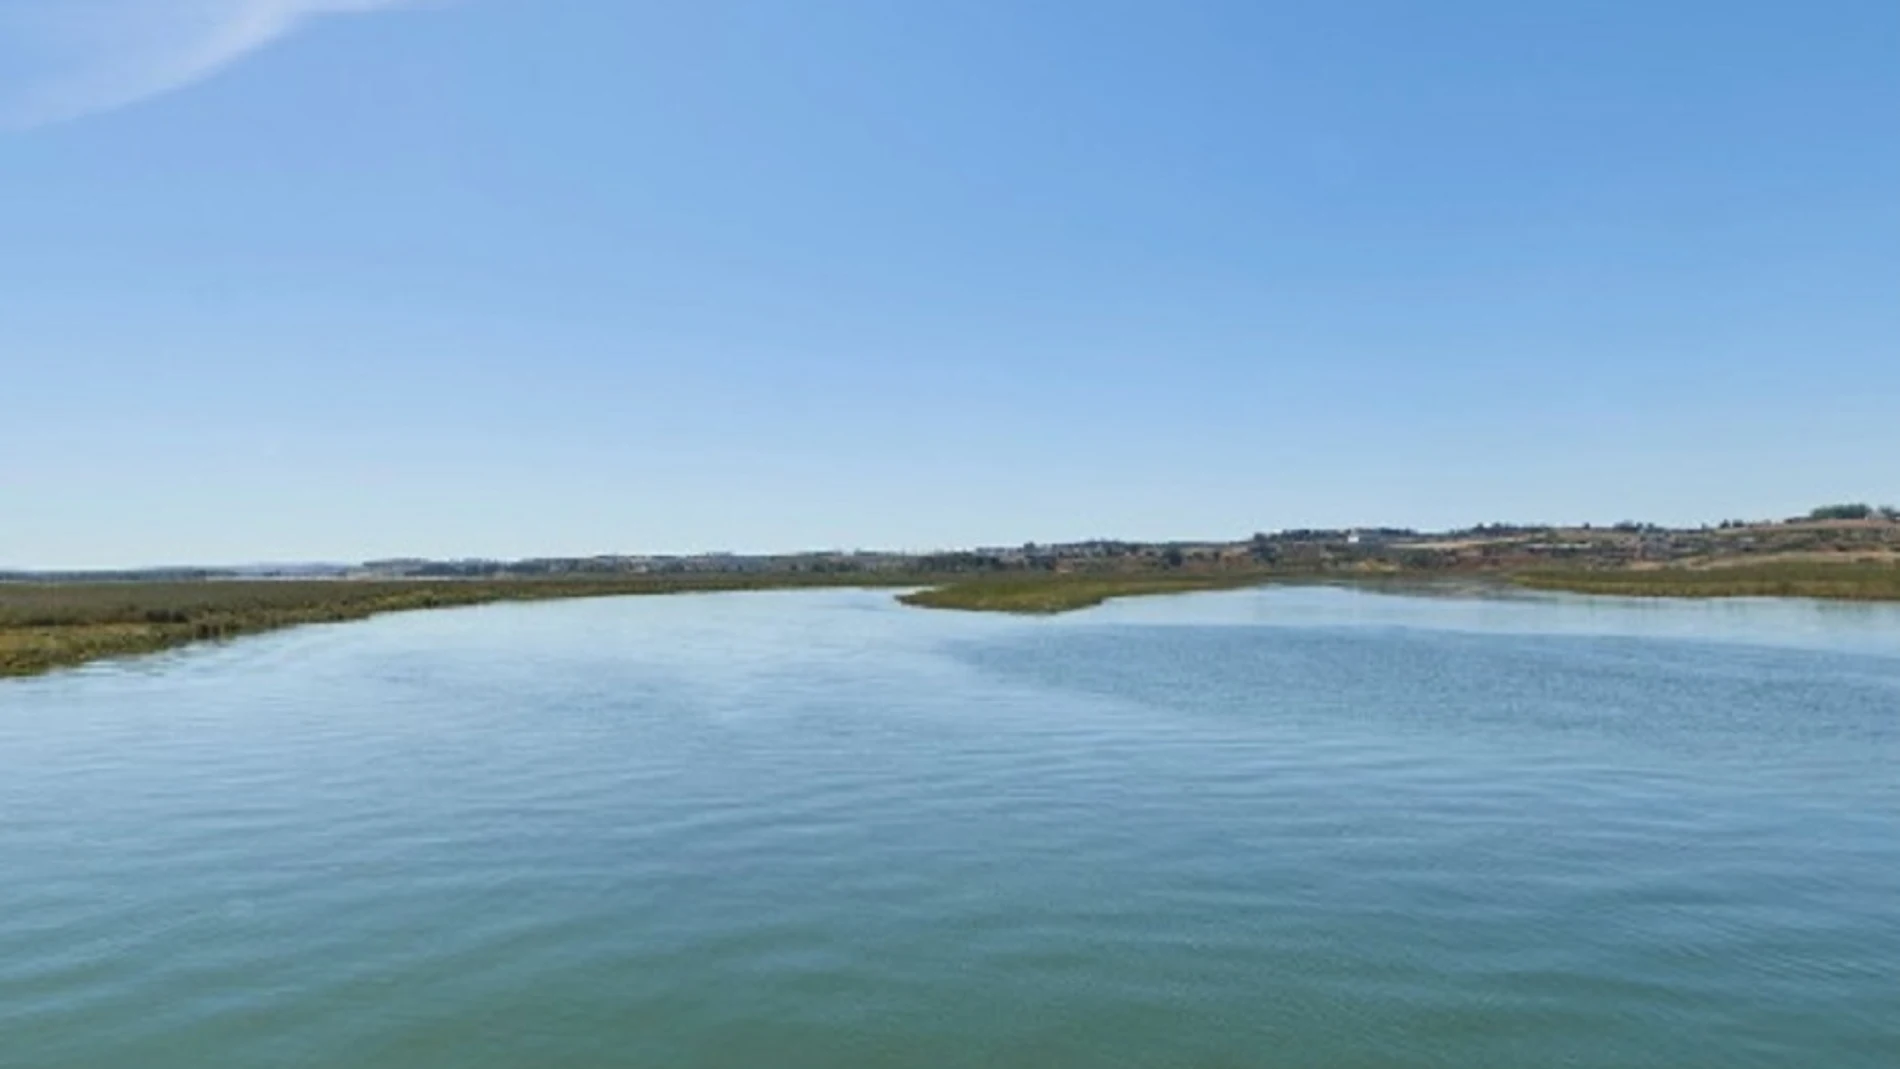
[0,0,422,128]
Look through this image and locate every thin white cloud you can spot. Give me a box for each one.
[0,0,421,128]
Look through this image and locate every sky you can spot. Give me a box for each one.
[2,1,1896,568]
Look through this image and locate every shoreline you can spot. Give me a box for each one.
[896,573,1278,614]
[0,575,924,680]
[6,563,1898,679]
[1512,563,1900,603]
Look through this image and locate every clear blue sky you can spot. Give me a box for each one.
[3,1,1896,568]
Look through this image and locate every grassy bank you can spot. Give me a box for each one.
[0,574,922,679]
[1514,562,1900,601]
[15,560,1895,679]
[897,573,1272,614]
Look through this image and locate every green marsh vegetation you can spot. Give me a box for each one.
[9,555,1900,679]
[0,571,1283,676]
[1515,561,1900,601]
[0,575,926,678]
[897,573,1274,614]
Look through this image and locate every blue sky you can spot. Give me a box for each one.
[3,1,1896,567]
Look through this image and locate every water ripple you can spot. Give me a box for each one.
[1,588,1897,1067]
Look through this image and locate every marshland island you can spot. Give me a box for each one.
[4,504,1897,678]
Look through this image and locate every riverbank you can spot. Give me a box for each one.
[10,561,1900,679]
[0,575,924,678]
[900,561,1900,616]
[2,571,1297,677]
[1514,562,1900,601]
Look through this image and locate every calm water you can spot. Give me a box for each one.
[3,586,1897,1067]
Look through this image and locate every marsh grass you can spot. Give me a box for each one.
[1514,562,1900,601]
[0,575,923,678]
[898,573,1272,614]
[11,560,1897,678]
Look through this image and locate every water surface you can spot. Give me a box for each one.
[3,586,1897,1067]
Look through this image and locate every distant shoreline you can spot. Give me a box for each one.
[1513,564,1900,603]
[5,558,1898,679]
[0,575,923,680]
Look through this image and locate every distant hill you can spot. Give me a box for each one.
[7,506,1896,584]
